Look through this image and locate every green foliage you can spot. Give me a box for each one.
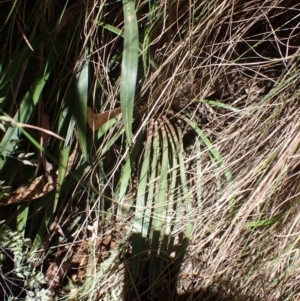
[0,221,51,300]
[1,1,300,300]
[120,0,139,142]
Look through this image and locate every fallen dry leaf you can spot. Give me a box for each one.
[0,143,77,207]
[46,261,71,291]
[86,107,122,131]
[0,175,54,206]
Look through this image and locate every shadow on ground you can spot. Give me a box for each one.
[122,256,259,301]
[121,236,258,301]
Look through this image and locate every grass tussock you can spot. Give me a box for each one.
[0,0,299,300]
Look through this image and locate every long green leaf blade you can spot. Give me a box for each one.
[75,52,89,161]
[149,124,169,292]
[53,146,70,213]
[0,38,64,170]
[131,130,151,280]
[120,0,139,143]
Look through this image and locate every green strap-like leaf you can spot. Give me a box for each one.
[143,120,157,238]
[53,146,70,213]
[0,20,56,94]
[149,123,169,290]
[179,112,235,212]
[131,124,151,280]
[200,99,240,113]
[0,35,65,170]
[177,127,193,239]
[120,0,139,143]
[115,130,143,217]
[75,51,89,161]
